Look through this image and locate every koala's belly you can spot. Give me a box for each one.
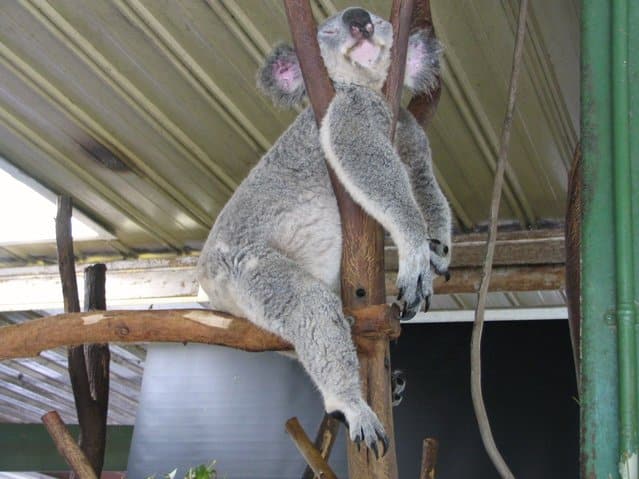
[273,190,342,291]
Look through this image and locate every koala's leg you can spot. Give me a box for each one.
[207,246,388,455]
[320,87,433,318]
[396,108,452,275]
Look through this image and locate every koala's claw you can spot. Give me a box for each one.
[400,296,421,320]
[344,401,388,458]
[423,295,431,313]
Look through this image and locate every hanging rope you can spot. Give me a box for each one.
[470,1,529,478]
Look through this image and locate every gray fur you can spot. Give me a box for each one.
[405,28,443,94]
[257,43,307,109]
[198,7,451,455]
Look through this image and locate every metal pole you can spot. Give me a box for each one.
[612,0,638,474]
[580,0,619,477]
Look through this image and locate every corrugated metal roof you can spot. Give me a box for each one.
[0,0,578,264]
[0,311,142,425]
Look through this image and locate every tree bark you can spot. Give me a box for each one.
[42,411,98,479]
[419,438,439,479]
[301,414,340,479]
[56,199,110,478]
[0,304,400,361]
[73,264,110,478]
[286,417,338,479]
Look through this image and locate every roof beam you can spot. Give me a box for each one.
[0,229,565,312]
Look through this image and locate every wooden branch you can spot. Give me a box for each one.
[344,1,415,475]
[56,195,94,479]
[73,264,110,478]
[0,304,400,361]
[470,1,528,477]
[55,196,80,314]
[383,0,416,138]
[302,414,340,479]
[42,411,98,479]
[419,438,439,479]
[285,417,338,479]
[283,0,334,121]
[385,264,565,295]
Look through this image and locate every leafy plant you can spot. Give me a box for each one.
[145,461,218,479]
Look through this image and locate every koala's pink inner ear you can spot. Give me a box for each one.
[273,59,303,93]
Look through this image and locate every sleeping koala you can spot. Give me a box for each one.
[197,6,451,457]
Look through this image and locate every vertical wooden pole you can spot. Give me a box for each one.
[55,197,109,478]
[419,438,439,479]
[56,197,80,315]
[80,264,110,476]
[283,1,424,477]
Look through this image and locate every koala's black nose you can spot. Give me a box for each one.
[343,8,374,39]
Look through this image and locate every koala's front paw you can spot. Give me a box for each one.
[396,244,433,320]
[429,239,451,280]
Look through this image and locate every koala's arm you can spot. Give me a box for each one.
[320,87,432,308]
[396,108,452,272]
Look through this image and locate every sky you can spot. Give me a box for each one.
[0,168,99,245]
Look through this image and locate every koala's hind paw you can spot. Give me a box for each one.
[337,401,389,459]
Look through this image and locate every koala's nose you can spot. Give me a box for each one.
[343,8,374,39]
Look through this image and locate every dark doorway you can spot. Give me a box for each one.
[392,320,579,478]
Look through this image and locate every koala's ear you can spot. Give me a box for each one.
[257,43,307,108]
[404,29,443,94]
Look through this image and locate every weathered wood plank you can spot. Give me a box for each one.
[385,229,565,270]
[386,264,565,295]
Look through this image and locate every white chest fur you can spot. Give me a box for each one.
[273,188,342,291]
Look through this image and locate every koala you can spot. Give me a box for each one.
[197,7,451,458]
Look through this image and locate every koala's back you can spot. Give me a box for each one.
[200,108,342,291]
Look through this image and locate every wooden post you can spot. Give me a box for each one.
[56,197,81,315]
[76,264,110,477]
[419,438,439,479]
[282,1,440,477]
[56,197,108,478]
[42,411,98,479]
